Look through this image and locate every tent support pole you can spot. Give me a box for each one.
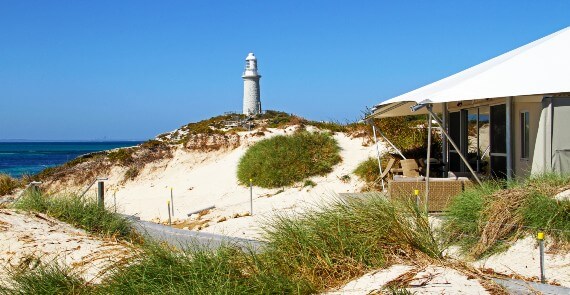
[441,103,449,177]
[506,96,513,180]
[425,114,431,212]
[376,129,406,159]
[372,125,386,191]
[426,105,483,186]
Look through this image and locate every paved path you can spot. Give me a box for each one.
[124,215,262,251]
[493,278,570,295]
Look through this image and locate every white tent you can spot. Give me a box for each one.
[370,26,570,179]
[372,26,570,117]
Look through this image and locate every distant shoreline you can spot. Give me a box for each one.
[0,139,146,143]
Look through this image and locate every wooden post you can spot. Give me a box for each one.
[170,187,174,217]
[249,179,253,216]
[97,181,104,208]
[167,200,172,226]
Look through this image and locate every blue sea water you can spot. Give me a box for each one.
[0,141,141,178]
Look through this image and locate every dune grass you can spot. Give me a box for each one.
[442,174,570,257]
[237,131,342,188]
[12,191,133,239]
[98,242,307,295]
[2,195,442,294]
[0,263,91,295]
[0,173,21,196]
[259,195,441,290]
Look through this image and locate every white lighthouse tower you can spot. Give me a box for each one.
[242,53,262,115]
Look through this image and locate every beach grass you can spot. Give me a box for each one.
[442,173,570,257]
[2,195,443,294]
[12,191,133,240]
[237,131,342,188]
[0,263,91,295]
[0,173,21,196]
[99,242,307,295]
[259,195,441,290]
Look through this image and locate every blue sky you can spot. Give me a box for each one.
[1,1,568,140]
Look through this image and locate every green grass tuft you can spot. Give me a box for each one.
[353,157,380,183]
[13,191,133,239]
[520,193,570,242]
[237,131,342,188]
[0,263,90,295]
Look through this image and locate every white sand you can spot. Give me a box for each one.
[475,236,570,287]
[0,209,133,283]
[326,264,489,294]
[71,127,382,239]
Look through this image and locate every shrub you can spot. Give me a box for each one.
[373,116,441,159]
[353,157,380,183]
[13,191,133,239]
[107,148,135,166]
[0,173,20,196]
[123,166,139,182]
[237,132,342,188]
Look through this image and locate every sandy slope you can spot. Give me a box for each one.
[474,236,570,287]
[326,264,489,294]
[71,127,383,239]
[0,209,133,283]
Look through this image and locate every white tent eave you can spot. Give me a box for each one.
[371,26,570,118]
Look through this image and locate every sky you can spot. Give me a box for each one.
[1,1,569,140]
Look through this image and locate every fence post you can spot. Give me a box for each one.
[97,181,104,208]
[167,200,172,226]
[170,187,174,216]
[250,179,253,216]
[538,232,545,283]
[113,190,117,213]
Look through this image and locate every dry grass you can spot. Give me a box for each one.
[444,174,570,257]
[471,187,528,256]
[0,173,21,196]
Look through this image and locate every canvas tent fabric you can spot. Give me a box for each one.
[372,26,570,118]
[532,97,570,174]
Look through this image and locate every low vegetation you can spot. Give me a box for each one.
[13,191,133,239]
[353,157,384,190]
[260,196,441,290]
[442,174,570,257]
[0,173,21,196]
[1,195,442,294]
[35,140,172,186]
[0,263,91,295]
[372,115,441,159]
[237,131,342,188]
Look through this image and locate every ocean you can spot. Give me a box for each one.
[0,141,141,178]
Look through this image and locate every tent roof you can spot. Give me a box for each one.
[372,27,570,117]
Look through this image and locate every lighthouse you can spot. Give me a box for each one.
[242,53,262,115]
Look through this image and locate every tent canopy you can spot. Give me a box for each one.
[372,27,570,117]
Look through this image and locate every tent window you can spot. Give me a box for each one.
[521,111,530,159]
